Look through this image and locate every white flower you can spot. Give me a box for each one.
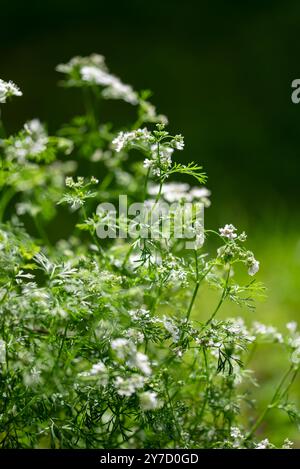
[102,78,138,105]
[0,78,22,103]
[112,128,151,152]
[230,426,243,440]
[81,65,112,86]
[282,438,293,449]
[89,361,107,375]
[112,131,129,152]
[139,391,162,411]
[81,66,138,105]
[127,328,144,344]
[286,321,297,333]
[5,119,48,163]
[289,335,300,364]
[139,100,168,125]
[57,54,138,104]
[23,367,41,386]
[226,318,255,342]
[111,336,151,375]
[150,143,173,169]
[252,322,283,343]
[248,259,260,276]
[133,352,152,376]
[78,361,108,386]
[128,308,151,322]
[255,438,271,449]
[111,338,133,359]
[219,224,237,240]
[24,118,45,136]
[114,375,145,396]
[230,426,245,448]
[143,158,152,169]
[56,54,107,74]
[172,135,184,150]
[291,349,300,365]
[149,182,189,203]
[162,316,180,342]
[289,335,300,349]
[189,187,211,207]
[148,183,211,205]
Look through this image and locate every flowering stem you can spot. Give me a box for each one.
[81,206,104,256]
[185,250,200,323]
[82,88,97,130]
[205,266,231,325]
[150,181,163,216]
[246,365,296,439]
[143,167,150,200]
[197,348,209,424]
[149,140,163,215]
[123,148,162,268]
[164,374,182,445]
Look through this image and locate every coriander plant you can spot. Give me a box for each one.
[0,54,299,449]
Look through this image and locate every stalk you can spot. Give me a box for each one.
[246,365,297,439]
[205,266,231,325]
[0,186,15,223]
[185,250,200,322]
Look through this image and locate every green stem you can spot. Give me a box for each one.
[0,108,6,139]
[81,206,104,256]
[83,88,97,130]
[0,186,15,223]
[197,348,209,424]
[185,250,200,323]
[246,365,295,439]
[143,167,150,200]
[149,180,163,219]
[205,266,230,325]
[123,142,162,269]
[164,375,182,445]
[148,140,163,217]
[121,241,137,269]
[33,214,51,246]
[244,342,257,367]
[54,323,69,367]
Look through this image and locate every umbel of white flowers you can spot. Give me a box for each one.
[0,78,22,103]
[56,53,138,105]
[218,224,260,276]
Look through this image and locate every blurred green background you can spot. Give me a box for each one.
[1,0,300,446]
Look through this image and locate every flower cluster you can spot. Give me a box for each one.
[111,337,152,376]
[57,53,138,105]
[58,176,99,210]
[112,128,153,153]
[4,119,48,162]
[149,182,211,205]
[287,322,300,365]
[113,125,188,180]
[217,225,260,276]
[0,78,22,103]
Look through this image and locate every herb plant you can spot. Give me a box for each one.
[0,55,299,449]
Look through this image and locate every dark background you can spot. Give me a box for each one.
[1,0,300,231]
